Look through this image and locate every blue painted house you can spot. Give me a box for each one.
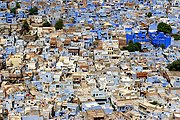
[125,28,172,48]
[149,32,171,48]
[17,10,27,19]
[125,28,150,44]
[6,13,16,23]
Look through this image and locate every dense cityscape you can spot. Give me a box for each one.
[0,0,180,120]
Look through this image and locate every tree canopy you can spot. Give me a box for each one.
[172,34,180,41]
[42,21,52,27]
[55,19,64,30]
[10,2,21,14]
[122,41,141,52]
[167,60,180,71]
[157,22,172,34]
[160,44,165,49]
[16,2,21,9]
[10,7,17,14]
[146,12,152,18]
[29,6,38,15]
[21,20,30,34]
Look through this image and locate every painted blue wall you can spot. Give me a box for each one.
[126,28,172,48]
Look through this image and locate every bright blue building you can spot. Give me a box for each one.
[17,10,27,19]
[149,32,171,48]
[6,13,15,23]
[125,28,150,44]
[125,28,172,48]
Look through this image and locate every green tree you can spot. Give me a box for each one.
[10,7,17,14]
[21,20,30,34]
[160,44,165,49]
[29,6,38,15]
[42,21,52,27]
[16,2,21,8]
[157,22,172,34]
[55,19,64,30]
[129,40,133,44]
[172,34,180,41]
[10,2,20,14]
[146,12,152,18]
[167,60,180,71]
[127,43,135,52]
[122,41,141,52]
[134,42,141,51]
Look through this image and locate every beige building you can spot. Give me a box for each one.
[6,54,24,67]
